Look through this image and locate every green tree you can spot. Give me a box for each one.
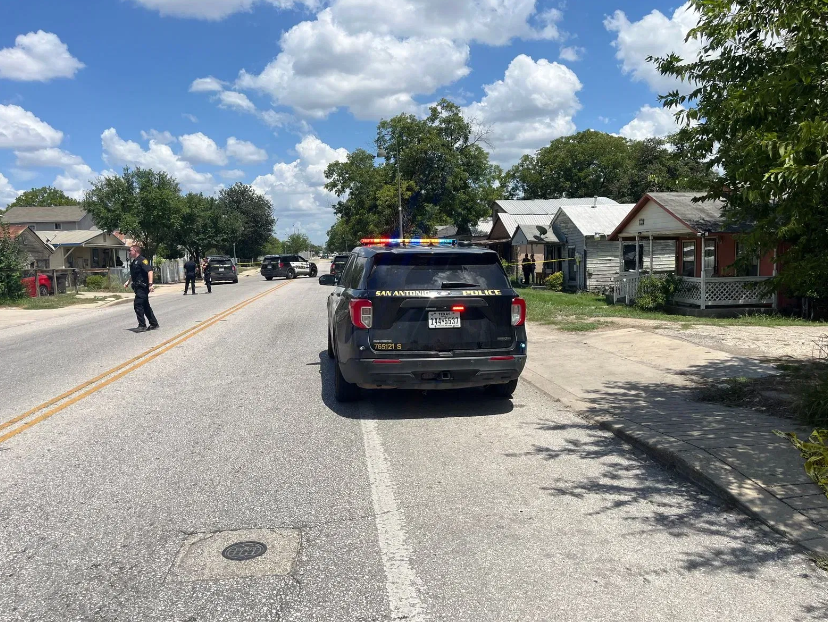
[325,218,358,253]
[262,235,283,255]
[83,168,182,261]
[8,186,80,208]
[284,232,312,255]
[503,131,712,202]
[166,193,244,262]
[652,0,828,298]
[325,99,500,239]
[0,223,27,301]
[218,183,275,260]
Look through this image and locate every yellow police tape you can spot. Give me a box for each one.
[501,257,578,268]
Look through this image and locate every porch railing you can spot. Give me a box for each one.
[613,273,773,309]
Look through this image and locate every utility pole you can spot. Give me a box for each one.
[397,134,403,237]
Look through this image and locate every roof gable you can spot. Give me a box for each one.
[3,205,87,223]
[553,204,636,238]
[609,193,738,239]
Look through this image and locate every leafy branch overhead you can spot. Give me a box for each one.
[651,0,828,298]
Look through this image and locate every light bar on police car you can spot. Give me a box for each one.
[360,238,456,246]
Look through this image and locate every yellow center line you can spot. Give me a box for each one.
[0,281,292,445]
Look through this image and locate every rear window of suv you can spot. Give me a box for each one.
[366,252,510,290]
[210,258,232,266]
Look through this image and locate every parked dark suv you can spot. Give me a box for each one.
[322,240,527,402]
[260,254,317,280]
[329,254,350,279]
[208,256,238,283]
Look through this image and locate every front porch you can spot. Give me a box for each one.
[613,272,774,310]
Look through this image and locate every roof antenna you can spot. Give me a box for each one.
[592,195,598,208]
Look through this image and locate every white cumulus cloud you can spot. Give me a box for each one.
[0,172,22,207]
[464,54,582,165]
[559,46,584,62]
[219,169,246,180]
[13,148,97,200]
[252,135,347,236]
[189,75,226,92]
[604,3,701,94]
[0,31,84,81]
[179,132,228,165]
[101,128,217,194]
[0,105,64,149]
[618,105,684,140]
[130,0,321,20]
[226,137,267,164]
[217,90,257,113]
[141,129,177,144]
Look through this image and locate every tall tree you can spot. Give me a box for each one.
[284,232,312,255]
[653,0,828,298]
[502,131,712,202]
[8,186,80,208]
[83,168,182,261]
[325,99,501,239]
[0,223,27,301]
[218,183,275,260]
[325,218,359,253]
[167,193,244,262]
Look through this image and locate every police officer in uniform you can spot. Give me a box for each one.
[124,244,159,332]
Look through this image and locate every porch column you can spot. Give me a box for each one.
[618,238,624,273]
[649,235,654,274]
[700,262,707,310]
[635,233,640,275]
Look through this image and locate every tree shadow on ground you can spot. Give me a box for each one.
[317,352,513,420]
[511,357,828,617]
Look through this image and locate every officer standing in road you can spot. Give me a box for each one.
[202,258,212,294]
[124,244,159,332]
[183,257,197,295]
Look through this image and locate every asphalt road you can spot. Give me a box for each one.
[0,274,826,621]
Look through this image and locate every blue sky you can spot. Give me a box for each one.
[0,0,699,242]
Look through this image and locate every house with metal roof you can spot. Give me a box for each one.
[35,229,126,270]
[0,224,54,269]
[2,205,95,231]
[608,192,777,311]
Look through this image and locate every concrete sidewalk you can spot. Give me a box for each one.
[523,323,828,558]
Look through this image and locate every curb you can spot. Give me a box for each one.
[521,367,828,559]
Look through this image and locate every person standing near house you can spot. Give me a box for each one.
[202,258,212,294]
[124,245,159,332]
[522,253,532,285]
[529,254,537,284]
[183,257,197,295]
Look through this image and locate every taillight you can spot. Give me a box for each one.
[349,299,373,329]
[279,262,284,268]
[330,264,335,274]
[451,305,465,312]
[511,297,526,326]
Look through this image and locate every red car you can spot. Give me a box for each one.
[21,274,54,297]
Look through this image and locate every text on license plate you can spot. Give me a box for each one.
[428,311,461,329]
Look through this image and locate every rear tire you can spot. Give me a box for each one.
[39,285,49,297]
[327,328,335,359]
[233,277,238,283]
[265,276,273,281]
[334,355,359,402]
[309,264,318,277]
[490,379,518,398]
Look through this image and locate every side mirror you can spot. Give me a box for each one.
[318,274,337,286]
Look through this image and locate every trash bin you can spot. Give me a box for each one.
[56,273,68,294]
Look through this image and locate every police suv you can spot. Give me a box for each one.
[260,254,317,280]
[320,238,527,402]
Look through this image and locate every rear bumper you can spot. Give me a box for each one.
[211,272,236,281]
[340,355,526,390]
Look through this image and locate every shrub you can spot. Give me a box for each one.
[544,272,564,292]
[634,274,682,312]
[0,224,27,301]
[775,429,828,498]
[85,275,107,290]
[800,371,828,427]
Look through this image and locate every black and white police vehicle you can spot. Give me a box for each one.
[320,238,527,402]
[261,255,317,280]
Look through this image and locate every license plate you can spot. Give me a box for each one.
[218,268,225,272]
[428,311,460,329]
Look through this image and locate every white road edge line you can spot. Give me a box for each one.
[360,414,429,621]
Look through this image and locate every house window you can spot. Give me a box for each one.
[682,241,696,277]
[735,241,759,277]
[623,243,644,272]
[54,223,62,230]
[703,238,717,277]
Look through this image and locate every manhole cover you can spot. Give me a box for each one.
[222,541,268,561]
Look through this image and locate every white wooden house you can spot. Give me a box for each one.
[548,203,676,292]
